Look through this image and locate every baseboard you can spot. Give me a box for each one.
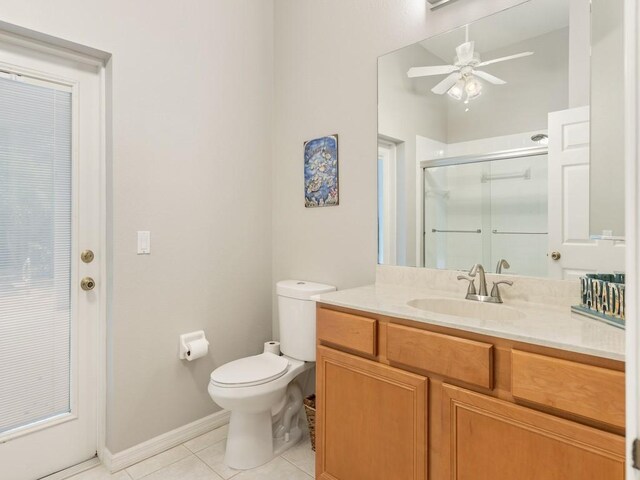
[100,409,230,473]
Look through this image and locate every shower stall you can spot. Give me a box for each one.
[423,148,548,276]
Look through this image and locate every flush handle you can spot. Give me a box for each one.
[551,251,561,261]
[81,277,96,291]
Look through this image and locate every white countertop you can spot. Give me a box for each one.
[313,284,625,362]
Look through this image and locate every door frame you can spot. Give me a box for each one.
[0,22,111,469]
[378,139,397,265]
[625,0,640,477]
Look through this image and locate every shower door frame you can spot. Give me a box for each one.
[417,146,548,268]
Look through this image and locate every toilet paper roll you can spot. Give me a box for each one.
[264,341,281,356]
[186,338,209,361]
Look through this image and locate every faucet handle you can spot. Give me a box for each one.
[490,280,513,303]
[457,274,477,295]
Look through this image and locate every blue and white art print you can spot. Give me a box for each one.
[304,135,339,208]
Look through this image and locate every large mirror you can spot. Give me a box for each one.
[377,0,625,279]
[590,0,625,239]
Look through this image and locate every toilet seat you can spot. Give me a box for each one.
[210,353,289,388]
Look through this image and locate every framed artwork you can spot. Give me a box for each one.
[304,134,339,208]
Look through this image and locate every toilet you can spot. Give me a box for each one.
[208,280,336,470]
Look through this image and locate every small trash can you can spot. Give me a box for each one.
[303,394,316,451]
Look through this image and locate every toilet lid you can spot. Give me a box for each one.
[210,352,289,387]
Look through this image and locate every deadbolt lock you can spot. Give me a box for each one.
[81,250,95,263]
[81,277,96,291]
[551,251,561,261]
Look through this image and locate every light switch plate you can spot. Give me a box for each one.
[137,231,151,254]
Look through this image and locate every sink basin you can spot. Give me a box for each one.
[407,297,525,322]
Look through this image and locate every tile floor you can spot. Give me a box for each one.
[67,425,315,480]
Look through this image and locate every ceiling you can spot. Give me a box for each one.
[420,0,570,62]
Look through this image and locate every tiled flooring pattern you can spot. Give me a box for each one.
[68,425,314,480]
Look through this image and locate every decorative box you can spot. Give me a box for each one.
[571,273,625,329]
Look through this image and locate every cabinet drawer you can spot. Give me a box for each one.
[386,323,493,389]
[511,350,625,428]
[317,308,377,356]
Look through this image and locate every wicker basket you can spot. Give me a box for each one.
[303,394,316,451]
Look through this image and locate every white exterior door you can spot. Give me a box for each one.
[0,37,102,479]
[547,106,625,279]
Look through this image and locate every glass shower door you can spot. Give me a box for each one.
[488,155,548,277]
[423,161,487,271]
[423,152,548,276]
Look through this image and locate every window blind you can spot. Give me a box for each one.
[0,75,72,434]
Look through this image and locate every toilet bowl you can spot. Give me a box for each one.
[208,280,335,470]
[208,352,312,469]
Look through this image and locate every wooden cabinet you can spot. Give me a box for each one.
[316,305,625,480]
[442,385,625,480]
[511,349,625,428]
[315,345,428,480]
[316,308,377,356]
[386,323,494,389]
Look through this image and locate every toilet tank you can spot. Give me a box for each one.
[277,280,336,362]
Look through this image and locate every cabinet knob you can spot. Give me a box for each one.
[550,251,561,261]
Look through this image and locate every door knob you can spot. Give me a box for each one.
[81,277,96,291]
[550,251,561,261]
[81,249,95,263]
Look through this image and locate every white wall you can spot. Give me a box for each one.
[272,0,528,335]
[590,0,625,236]
[569,0,590,108]
[378,44,449,144]
[0,0,274,453]
[378,44,449,265]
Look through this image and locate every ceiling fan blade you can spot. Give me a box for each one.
[407,65,458,78]
[474,70,507,85]
[477,51,534,67]
[431,73,460,95]
[455,41,475,64]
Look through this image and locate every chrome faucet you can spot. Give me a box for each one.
[496,258,510,274]
[469,263,488,296]
[457,263,513,304]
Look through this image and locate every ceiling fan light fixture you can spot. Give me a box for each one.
[464,76,482,99]
[447,78,465,100]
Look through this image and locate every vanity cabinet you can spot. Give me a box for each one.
[315,304,626,480]
[510,349,625,429]
[443,384,625,480]
[315,345,427,480]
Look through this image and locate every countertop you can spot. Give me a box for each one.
[313,283,625,362]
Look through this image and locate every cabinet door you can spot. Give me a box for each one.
[316,346,428,480]
[442,384,625,480]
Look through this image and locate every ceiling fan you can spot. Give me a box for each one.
[408,25,534,101]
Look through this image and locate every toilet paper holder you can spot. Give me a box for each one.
[179,330,209,360]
